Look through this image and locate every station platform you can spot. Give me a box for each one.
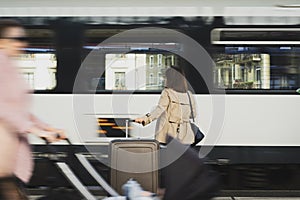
[28,196,300,200]
[26,187,300,200]
[216,198,300,200]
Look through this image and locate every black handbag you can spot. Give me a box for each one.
[187,92,205,146]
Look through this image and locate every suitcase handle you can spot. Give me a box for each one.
[126,119,141,138]
[41,134,71,145]
[129,118,146,126]
[125,120,129,138]
[41,137,98,200]
[41,135,73,163]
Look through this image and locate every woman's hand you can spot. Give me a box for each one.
[29,126,67,143]
[39,131,62,143]
[135,118,145,124]
[43,127,66,140]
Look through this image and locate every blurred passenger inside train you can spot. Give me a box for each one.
[135,66,197,146]
[0,19,66,200]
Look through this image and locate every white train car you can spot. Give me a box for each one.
[2,0,300,191]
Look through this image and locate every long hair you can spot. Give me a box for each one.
[165,66,188,93]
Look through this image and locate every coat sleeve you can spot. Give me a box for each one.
[142,89,170,125]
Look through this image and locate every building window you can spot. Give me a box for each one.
[157,72,162,86]
[165,56,174,67]
[149,73,154,85]
[149,55,154,68]
[158,54,162,67]
[114,72,126,89]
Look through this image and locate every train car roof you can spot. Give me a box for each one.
[1,0,300,17]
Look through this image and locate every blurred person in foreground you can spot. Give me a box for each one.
[0,19,66,200]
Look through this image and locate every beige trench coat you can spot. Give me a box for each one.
[142,88,197,144]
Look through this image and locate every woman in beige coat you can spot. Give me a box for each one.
[135,66,196,145]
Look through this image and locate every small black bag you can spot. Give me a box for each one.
[190,122,205,146]
[187,92,205,146]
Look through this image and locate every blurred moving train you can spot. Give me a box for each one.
[3,0,300,192]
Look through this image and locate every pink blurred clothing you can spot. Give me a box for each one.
[0,50,47,183]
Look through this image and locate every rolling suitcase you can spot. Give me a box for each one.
[109,120,160,195]
[39,138,120,200]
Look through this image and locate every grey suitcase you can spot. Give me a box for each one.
[109,139,159,195]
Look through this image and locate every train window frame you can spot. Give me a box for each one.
[12,16,300,95]
[211,46,300,95]
[19,50,57,91]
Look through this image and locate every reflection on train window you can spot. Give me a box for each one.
[18,53,57,90]
[104,53,176,90]
[213,47,300,90]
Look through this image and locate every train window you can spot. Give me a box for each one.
[7,16,300,94]
[19,25,56,91]
[82,46,179,92]
[18,51,57,91]
[103,53,176,91]
[212,47,300,91]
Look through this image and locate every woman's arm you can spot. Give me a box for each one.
[135,89,170,125]
[26,114,66,142]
